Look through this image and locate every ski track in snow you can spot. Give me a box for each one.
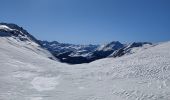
[0,37,170,100]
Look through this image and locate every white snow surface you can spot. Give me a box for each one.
[0,36,170,100]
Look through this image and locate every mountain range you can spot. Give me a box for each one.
[0,23,153,64]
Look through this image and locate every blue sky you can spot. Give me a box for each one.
[0,0,170,44]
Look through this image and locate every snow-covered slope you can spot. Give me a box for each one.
[1,30,170,100]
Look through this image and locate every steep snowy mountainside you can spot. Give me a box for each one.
[0,23,39,43]
[0,23,55,59]
[1,34,170,100]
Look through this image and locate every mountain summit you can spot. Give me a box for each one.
[0,23,40,44]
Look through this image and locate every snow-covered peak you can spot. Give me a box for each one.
[0,23,40,44]
[0,23,55,60]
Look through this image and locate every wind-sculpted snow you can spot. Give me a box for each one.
[0,35,170,100]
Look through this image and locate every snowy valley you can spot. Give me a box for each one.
[0,23,170,100]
